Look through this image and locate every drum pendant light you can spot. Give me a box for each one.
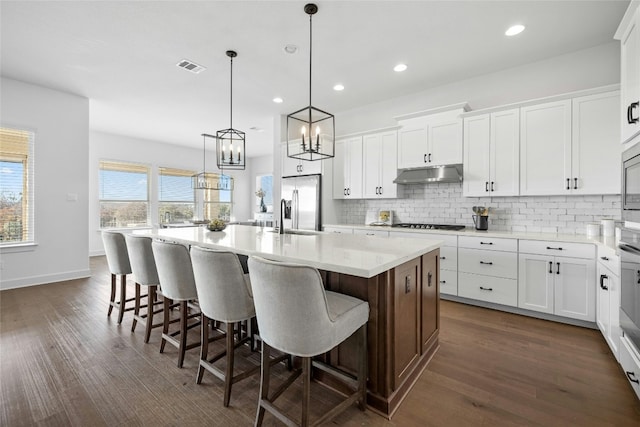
[216,50,246,170]
[286,3,335,162]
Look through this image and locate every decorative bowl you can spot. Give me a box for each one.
[207,223,226,232]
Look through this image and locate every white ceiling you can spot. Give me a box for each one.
[0,0,630,158]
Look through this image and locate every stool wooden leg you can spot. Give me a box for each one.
[358,324,367,411]
[117,274,126,324]
[131,283,141,332]
[144,286,156,343]
[108,274,116,316]
[160,297,171,353]
[224,321,235,407]
[255,341,271,427]
[196,313,209,384]
[177,300,187,368]
[302,357,311,427]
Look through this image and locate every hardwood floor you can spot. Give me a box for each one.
[1,256,639,426]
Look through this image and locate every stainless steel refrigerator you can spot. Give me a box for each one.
[281,174,321,231]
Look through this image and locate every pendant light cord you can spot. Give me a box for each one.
[308,11,313,124]
[230,55,233,129]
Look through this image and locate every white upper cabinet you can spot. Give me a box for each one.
[616,3,640,144]
[333,136,363,199]
[363,130,398,199]
[520,100,572,196]
[463,108,519,197]
[281,143,322,177]
[397,108,465,169]
[571,91,621,195]
[520,91,620,196]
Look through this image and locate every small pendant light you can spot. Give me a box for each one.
[286,3,335,162]
[192,133,234,190]
[216,50,246,170]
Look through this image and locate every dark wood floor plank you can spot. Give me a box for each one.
[1,257,640,426]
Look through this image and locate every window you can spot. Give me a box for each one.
[159,167,195,224]
[99,160,149,228]
[203,174,233,221]
[0,127,34,244]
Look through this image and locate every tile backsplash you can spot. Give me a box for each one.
[339,183,621,235]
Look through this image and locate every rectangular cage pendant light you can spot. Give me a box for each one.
[286,106,335,161]
[216,127,245,170]
[192,133,234,190]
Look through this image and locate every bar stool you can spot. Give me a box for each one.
[101,230,134,324]
[151,240,201,368]
[124,234,164,343]
[190,246,261,407]
[248,256,369,427]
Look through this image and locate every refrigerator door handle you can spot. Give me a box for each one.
[292,189,299,229]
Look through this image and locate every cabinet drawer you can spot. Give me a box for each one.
[458,248,517,279]
[324,227,353,234]
[353,228,389,237]
[439,246,457,270]
[439,269,457,296]
[389,231,457,246]
[519,239,594,259]
[458,235,517,251]
[620,336,640,401]
[458,272,517,307]
[597,245,620,273]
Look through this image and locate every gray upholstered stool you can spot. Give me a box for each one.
[151,240,201,368]
[101,230,134,324]
[248,256,369,427]
[124,234,165,343]
[190,246,262,407]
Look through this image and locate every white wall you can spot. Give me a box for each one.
[89,131,252,255]
[0,78,90,290]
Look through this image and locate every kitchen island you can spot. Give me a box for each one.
[136,225,442,418]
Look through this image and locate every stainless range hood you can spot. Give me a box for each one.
[393,164,463,184]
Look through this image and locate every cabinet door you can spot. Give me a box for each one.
[596,263,611,339]
[398,118,428,169]
[490,109,520,196]
[421,251,439,354]
[281,144,301,177]
[379,131,398,198]
[518,254,554,314]
[346,137,363,198]
[393,258,421,390]
[608,271,621,360]
[520,100,571,195]
[554,257,596,321]
[363,133,382,198]
[620,7,640,144]
[332,139,347,199]
[428,118,463,165]
[463,114,491,196]
[571,91,621,195]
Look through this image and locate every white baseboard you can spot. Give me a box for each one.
[90,250,105,257]
[0,269,92,291]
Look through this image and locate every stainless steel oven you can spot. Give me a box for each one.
[619,228,640,353]
[622,142,640,227]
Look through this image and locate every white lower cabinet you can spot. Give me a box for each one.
[353,228,389,237]
[596,245,621,360]
[323,226,353,234]
[458,272,518,306]
[620,335,640,401]
[518,240,596,322]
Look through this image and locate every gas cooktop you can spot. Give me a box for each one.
[392,223,466,231]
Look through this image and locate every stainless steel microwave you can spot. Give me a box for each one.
[622,142,640,226]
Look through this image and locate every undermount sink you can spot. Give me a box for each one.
[268,229,318,236]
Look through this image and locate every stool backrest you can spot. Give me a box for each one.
[151,240,197,301]
[247,256,333,355]
[190,246,254,323]
[102,230,132,275]
[125,234,159,287]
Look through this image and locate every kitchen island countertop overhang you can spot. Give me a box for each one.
[134,225,443,278]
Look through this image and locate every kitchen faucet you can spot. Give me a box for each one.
[279,198,286,234]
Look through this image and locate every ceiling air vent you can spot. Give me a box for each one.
[176,59,205,74]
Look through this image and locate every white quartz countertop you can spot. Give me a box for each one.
[324,224,619,251]
[135,225,442,278]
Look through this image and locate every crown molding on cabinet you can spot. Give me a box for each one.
[335,125,400,140]
[460,84,620,118]
[614,0,639,40]
[393,102,470,122]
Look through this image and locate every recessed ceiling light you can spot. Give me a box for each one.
[333,84,344,91]
[394,63,407,72]
[283,44,298,54]
[273,97,283,103]
[505,24,525,36]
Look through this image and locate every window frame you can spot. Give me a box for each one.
[158,166,196,225]
[99,160,151,229]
